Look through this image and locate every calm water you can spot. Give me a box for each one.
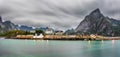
[0,38,120,57]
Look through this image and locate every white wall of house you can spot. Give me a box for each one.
[45,31,53,34]
[33,34,44,38]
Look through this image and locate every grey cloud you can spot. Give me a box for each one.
[0,0,120,30]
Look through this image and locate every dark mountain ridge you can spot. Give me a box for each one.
[76,8,120,36]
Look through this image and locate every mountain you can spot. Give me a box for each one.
[3,21,18,31]
[0,16,3,28]
[18,25,34,31]
[0,16,56,33]
[0,16,2,23]
[0,16,5,28]
[0,18,18,33]
[76,8,120,36]
[64,29,76,35]
[0,16,4,32]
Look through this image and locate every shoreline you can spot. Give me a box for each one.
[3,37,120,41]
[1,36,120,41]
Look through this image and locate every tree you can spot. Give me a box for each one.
[35,30,45,35]
[0,30,34,38]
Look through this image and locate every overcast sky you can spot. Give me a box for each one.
[0,0,120,30]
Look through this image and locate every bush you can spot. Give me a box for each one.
[0,30,34,38]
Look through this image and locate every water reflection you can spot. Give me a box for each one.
[112,40,115,44]
[88,40,91,48]
[87,40,106,50]
[41,40,44,42]
[101,40,104,44]
[112,40,115,47]
[0,39,120,57]
[101,40,104,47]
[46,40,49,43]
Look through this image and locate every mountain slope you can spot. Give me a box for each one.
[76,8,119,36]
[0,17,19,33]
[3,21,18,31]
[0,16,35,33]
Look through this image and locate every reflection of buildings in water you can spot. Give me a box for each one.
[88,40,91,44]
[46,40,49,45]
[101,40,104,47]
[46,40,49,43]
[88,40,91,48]
[101,40,104,43]
[41,40,44,42]
[112,40,115,44]
[35,40,40,42]
[112,40,115,48]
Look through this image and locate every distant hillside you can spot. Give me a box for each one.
[76,8,120,36]
[0,16,54,33]
[0,17,34,33]
[0,17,18,33]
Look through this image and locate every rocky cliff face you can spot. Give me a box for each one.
[76,9,116,36]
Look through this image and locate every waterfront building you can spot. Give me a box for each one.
[16,35,33,38]
[33,34,44,38]
[45,27,54,35]
[55,30,64,35]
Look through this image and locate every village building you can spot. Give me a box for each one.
[45,27,54,35]
[16,35,34,39]
[55,30,64,35]
[33,33,44,38]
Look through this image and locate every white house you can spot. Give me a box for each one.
[45,28,54,35]
[33,34,44,38]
